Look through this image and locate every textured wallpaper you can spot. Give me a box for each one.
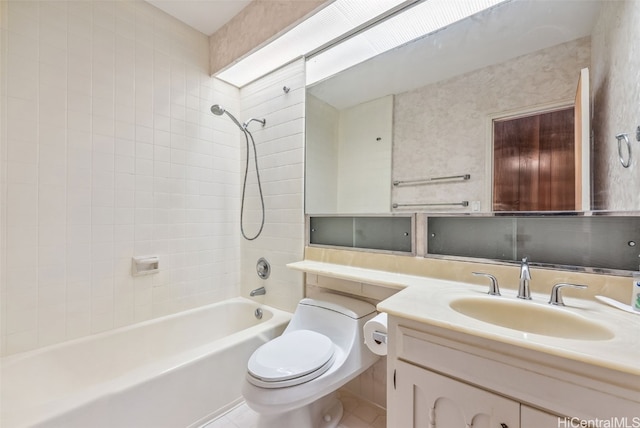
[591,0,640,211]
[392,37,591,213]
[209,0,326,75]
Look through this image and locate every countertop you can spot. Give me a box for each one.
[288,260,640,378]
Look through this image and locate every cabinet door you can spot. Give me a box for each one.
[521,405,560,428]
[391,361,520,428]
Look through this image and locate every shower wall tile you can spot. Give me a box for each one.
[0,0,241,356]
[238,59,306,313]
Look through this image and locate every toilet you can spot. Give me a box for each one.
[241,292,379,428]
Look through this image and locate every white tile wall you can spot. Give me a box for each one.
[0,0,243,356]
[238,60,306,312]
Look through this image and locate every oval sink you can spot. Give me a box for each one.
[449,297,614,341]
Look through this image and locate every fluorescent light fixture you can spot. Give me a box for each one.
[306,0,509,85]
[216,0,409,87]
[216,0,509,88]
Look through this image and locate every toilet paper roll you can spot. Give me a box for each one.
[363,312,388,356]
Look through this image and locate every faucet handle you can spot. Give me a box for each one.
[472,272,501,296]
[549,283,587,306]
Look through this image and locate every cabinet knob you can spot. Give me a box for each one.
[501,424,509,428]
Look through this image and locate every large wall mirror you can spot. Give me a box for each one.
[305,0,640,215]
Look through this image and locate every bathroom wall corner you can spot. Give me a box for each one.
[0,0,8,356]
[238,58,306,313]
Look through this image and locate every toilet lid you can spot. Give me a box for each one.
[247,330,335,387]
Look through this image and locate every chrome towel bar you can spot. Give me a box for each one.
[393,201,469,208]
[393,174,470,186]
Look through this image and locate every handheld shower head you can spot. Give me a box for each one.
[211,104,244,130]
[209,103,266,241]
[210,104,225,116]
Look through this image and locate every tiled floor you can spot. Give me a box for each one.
[204,389,386,428]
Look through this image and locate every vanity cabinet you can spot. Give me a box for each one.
[394,360,520,427]
[520,406,561,428]
[387,316,639,428]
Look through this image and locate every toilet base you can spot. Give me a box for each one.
[256,391,344,428]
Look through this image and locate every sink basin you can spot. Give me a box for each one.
[449,297,614,340]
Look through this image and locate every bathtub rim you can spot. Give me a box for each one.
[1,296,289,363]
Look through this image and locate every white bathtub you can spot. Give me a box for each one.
[1,297,291,428]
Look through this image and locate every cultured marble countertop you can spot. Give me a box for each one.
[288,260,640,378]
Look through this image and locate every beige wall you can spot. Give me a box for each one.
[306,94,339,213]
[306,95,393,214]
[337,96,393,213]
[393,37,591,213]
[591,0,640,211]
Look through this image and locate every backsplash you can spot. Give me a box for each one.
[304,247,632,305]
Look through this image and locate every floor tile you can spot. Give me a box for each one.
[204,390,386,428]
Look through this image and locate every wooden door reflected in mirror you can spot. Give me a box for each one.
[493,107,576,211]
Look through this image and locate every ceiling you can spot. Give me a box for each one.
[145,0,251,36]
[146,0,602,108]
[308,0,602,109]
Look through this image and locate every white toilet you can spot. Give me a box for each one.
[241,292,379,428]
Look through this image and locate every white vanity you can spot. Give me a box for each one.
[379,282,640,428]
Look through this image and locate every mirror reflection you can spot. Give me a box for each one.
[305,0,640,214]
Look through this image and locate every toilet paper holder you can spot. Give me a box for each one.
[372,331,387,345]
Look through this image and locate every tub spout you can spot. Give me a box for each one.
[250,286,266,297]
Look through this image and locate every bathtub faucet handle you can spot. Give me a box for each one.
[256,257,271,279]
[250,286,266,297]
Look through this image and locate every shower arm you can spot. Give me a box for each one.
[243,118,266,129]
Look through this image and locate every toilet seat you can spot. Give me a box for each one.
[247,330,336,389]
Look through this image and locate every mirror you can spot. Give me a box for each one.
[305,0,640,214]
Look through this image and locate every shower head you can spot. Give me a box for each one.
[210,104,225,116]
[211,104,244,131]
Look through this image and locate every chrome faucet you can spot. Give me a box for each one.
[517,257,532,300]
[250,286,266,297]
[549,283,587,306]
[472,272,501,296]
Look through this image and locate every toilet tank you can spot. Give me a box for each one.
[284,293,376,346]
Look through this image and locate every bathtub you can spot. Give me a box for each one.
[1,297,291,428]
